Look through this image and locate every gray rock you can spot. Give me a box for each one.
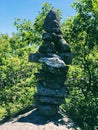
[42,33,52,41]
[39,55,66,68]
[43,10,62,34]
[39,80,62,89]
[59,53,74,64]
[54,38,71,53]
[37,84,66,97]
[28,53,44,62]
[42,65,68,75]
[35,72,66,84]
[37,104,59,116]
[42,32,63,42]
[38,68,67,77]
[38,42,56,53]
[51,33,63,41]
[29,52,73,64]
[28,9,73,117]
[38,96,65,105]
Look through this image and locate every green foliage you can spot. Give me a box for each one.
[0,3,52,121]
[62,0,98,129]
[34,2,62,34]
[0,33,37,120]
[0,2,97,130]
[34,2,52,34]
[14,19,41,46]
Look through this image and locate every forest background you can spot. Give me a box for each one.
[0,0,98,130]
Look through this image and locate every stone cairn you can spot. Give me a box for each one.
[29,10,73,116]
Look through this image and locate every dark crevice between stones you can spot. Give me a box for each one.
[29,9,73,117]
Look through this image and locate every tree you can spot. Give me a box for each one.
[62,0,98,129]
[0,2,53,121]
[0,2,97,129]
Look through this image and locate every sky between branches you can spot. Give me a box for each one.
[0,0,76,35]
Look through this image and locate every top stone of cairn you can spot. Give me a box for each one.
[43,10,62,34]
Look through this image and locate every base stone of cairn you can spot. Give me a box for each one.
[29,10,73,117]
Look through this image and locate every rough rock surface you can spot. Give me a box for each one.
[29,10,73,116]
[0,108,81,130]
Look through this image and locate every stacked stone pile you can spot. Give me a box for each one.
[29,10,73,116]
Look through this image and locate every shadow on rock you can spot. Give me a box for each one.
[16,108,78,129]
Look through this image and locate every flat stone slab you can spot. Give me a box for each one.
[38,96,65,105]
[37,84,66,97]
[0,108,81,130]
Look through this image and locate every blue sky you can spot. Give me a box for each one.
[0,0,76,35]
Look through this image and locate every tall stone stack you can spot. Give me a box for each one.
[29,10,73,116]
